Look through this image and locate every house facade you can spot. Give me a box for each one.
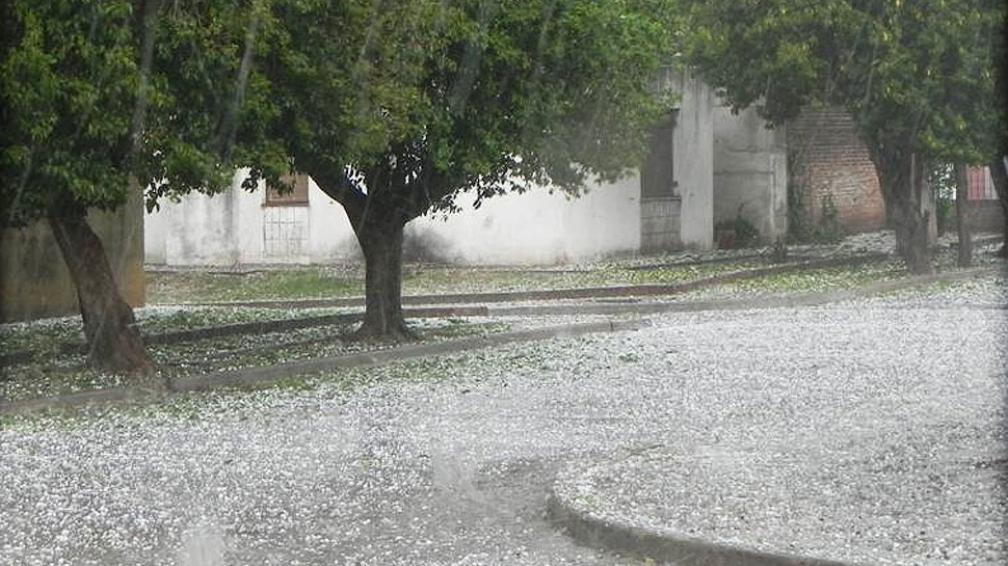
[964,165,1006,234]
[145,81,889,268]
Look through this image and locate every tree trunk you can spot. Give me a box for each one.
[48,211,153,374]
[989,157,1008,257]
[875,151,933,274]
[954,164,972,267]
[352,219,415,340]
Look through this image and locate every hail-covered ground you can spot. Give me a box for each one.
[1,270,1005,566]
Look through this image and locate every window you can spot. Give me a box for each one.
[640,112,677,200]
[265,173,310,206]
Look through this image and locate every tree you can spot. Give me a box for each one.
[1,0,282,373]
[989,3,1008,257]
[685,0,1005,273]
[255,0,674,338]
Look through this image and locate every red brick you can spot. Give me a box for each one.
[788,107,886,234]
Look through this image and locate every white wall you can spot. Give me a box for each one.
[146,170,641,266]
[162,184,240,266]
[407,175,642,265]
[713,104,788,241]
[144,198,169,265]
[671,72,715,249]
[306,178,360,262]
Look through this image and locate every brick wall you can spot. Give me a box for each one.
[787,107,886,234]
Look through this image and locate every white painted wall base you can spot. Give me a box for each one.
[146,170,648,267]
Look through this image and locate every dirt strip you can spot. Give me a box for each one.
[3,263,992,370]
[183,254,889,309]
[0,319,646,416]
[0,306,489,367]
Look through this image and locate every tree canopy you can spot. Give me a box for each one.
[685,0,1005,271]
[0,0,281,372]
[251,0,677,337]
[1,0,283,226]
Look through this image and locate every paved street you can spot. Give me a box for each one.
[1,276,1005,565]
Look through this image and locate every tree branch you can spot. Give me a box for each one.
[306,166,368,229]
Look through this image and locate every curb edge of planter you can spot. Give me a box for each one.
[0,318,648,417]
[546,485,860,566]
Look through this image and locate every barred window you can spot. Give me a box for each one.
[640,111,678,200]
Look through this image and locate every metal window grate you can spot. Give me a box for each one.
[263,206,308,259]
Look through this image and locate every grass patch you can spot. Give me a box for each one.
[147,268,363,303]
[695,262,905,296]
[147,261,772,304]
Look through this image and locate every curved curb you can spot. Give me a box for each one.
[547,480,858,566]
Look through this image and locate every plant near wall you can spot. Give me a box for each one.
[733,214,761,248]
[812,193,843,243]
[0,0,283,373]
[786,146,815,243]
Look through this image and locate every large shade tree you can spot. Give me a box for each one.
[685,0,1005,272]
[1,0,283,373]
[254,0,676,338]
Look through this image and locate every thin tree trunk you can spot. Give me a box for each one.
[48,211,153,374]
[989,157,1008,257]
[352,219,415,340]
[955,164,972,267]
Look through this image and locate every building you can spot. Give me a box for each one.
[964,165,1005,233]
[145,82,887,268]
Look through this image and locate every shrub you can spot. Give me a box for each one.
[715,213,760,249]
[811,193,843,243]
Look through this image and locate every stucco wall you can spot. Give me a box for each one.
[407,175,642,265]
[671,72,715,249]
[1,192,145,322]
[146,172,360,266]
[713,105,788,241]
[306,178,361,262]
[964,201,1005,234]
[146,170,642,267]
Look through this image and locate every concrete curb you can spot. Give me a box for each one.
[1,254,893,366]
[0,319,647,416]
[2,266,997,414]
[546,491,857,566]
[180,254,890,310]
[625,252,884,271]
[485,266,998,317]
[2,266,994,376]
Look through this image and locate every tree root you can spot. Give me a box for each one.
[348,320,422,343]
